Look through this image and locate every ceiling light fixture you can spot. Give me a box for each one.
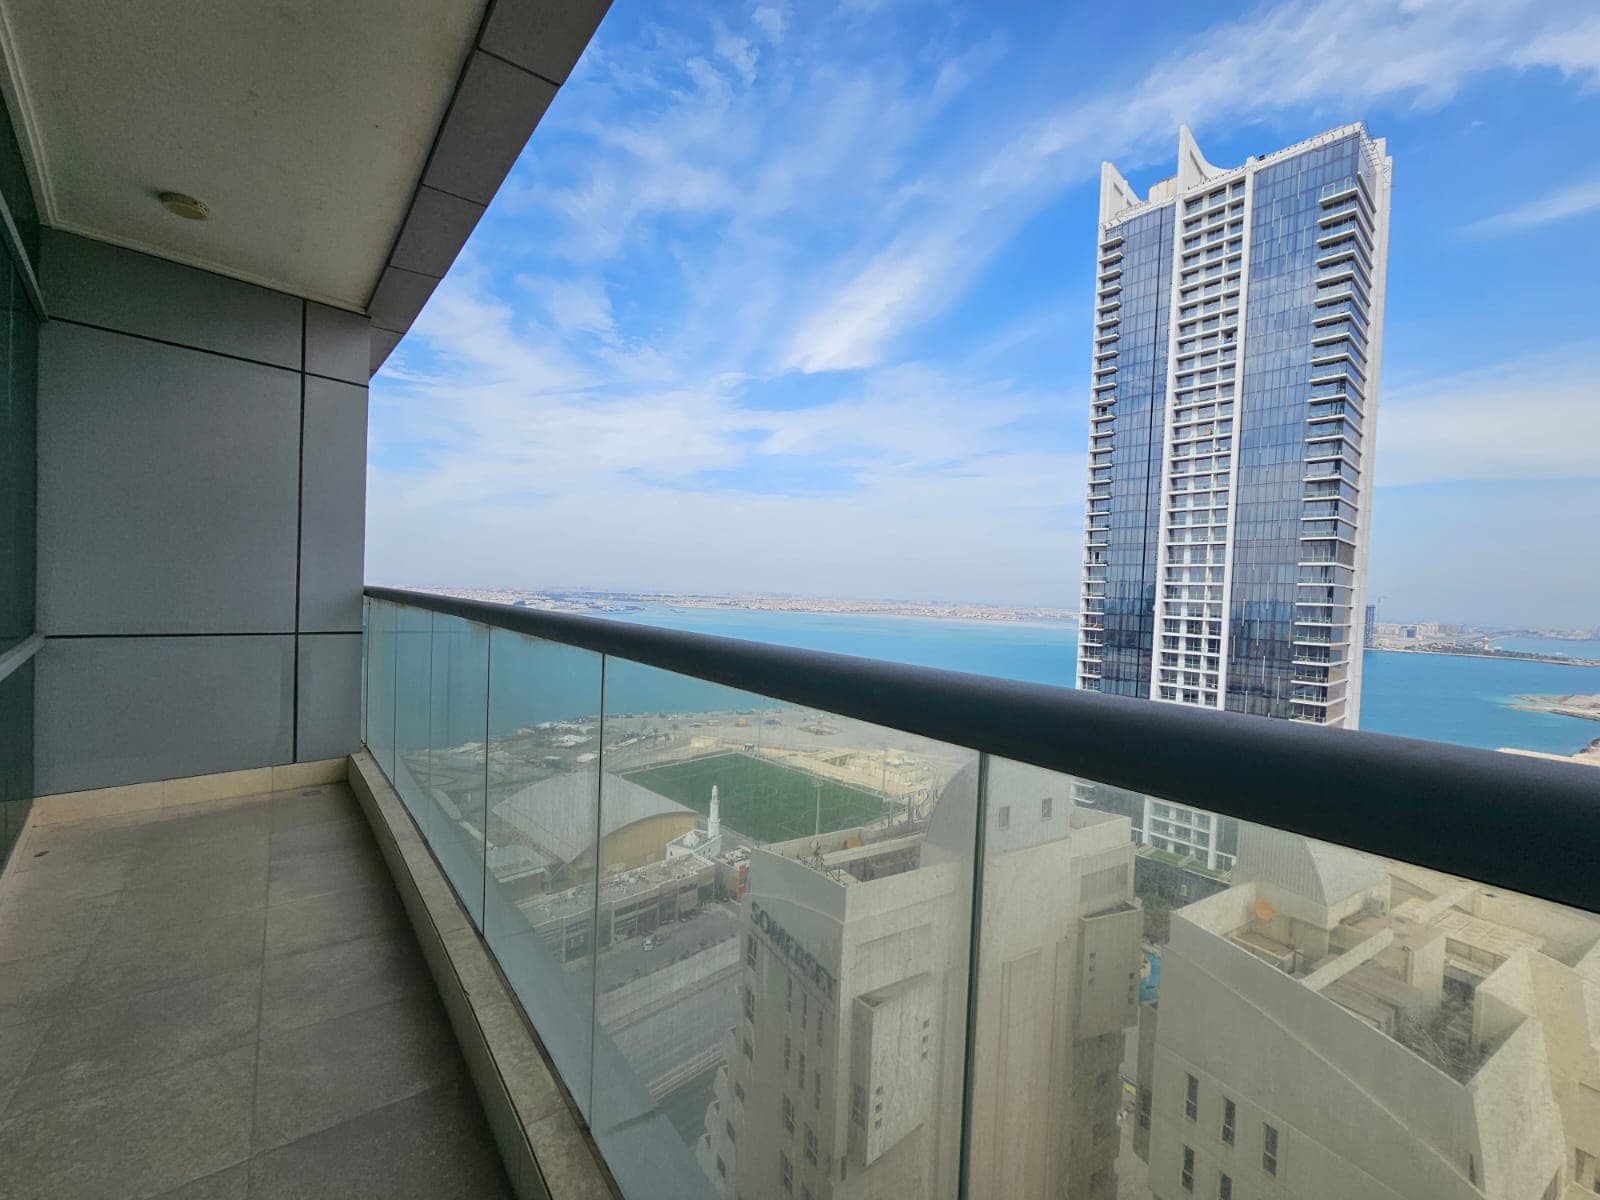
[158,191,208,220]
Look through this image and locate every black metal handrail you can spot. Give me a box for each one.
[366,586,1600,915]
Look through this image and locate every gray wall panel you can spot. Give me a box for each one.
[40,230,302,368]
[35,636,294,794]
[37,323,300,634]
[299,377,368,632]
[35,232,370,794]
[305,302,370,385]
[296,634,362,762]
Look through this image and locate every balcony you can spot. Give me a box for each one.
[2,19,1598,1200]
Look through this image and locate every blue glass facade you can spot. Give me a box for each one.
[1227,135,1368,721]
[1083,206,1171,698]
[1081,128,1385,736]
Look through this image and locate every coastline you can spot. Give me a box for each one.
[1373,646,1600,668]
[647,604,1080,632]
[1508,694,1600,724]
[420,587,1079,627]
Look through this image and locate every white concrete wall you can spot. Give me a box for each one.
[1149,907,1565,1199]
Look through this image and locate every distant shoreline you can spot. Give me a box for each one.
[422,588,1078,627]
[649,602,1079,627]
[1509,694,1600,723]
[1373,647,1600,668]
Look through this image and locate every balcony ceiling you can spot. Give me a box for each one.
[0,0,497,312]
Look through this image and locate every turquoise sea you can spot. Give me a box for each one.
[600,606,1600,757]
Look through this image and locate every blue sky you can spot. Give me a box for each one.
[369,0,1600,628]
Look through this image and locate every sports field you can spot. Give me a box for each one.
[623,753,887,844]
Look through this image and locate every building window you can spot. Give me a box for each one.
[786,975,793,1010]
[717,1156,726,1179]
[1262,1123,1279,1176]
[1185,1074,1199,1121]
[1221,1098,1235,1145]
[747,935,758,967]
[814,1070,821,1109]
[744,988,756,1022]
[997,805,1011,830]
[1181,1145,1194,1192]
[735,1082,745,1104]
[851,1084,867,1128]
[816,1011,823,1046]
[802,993,808,1028]
[780,1151,793,1192]
[742,1038,753,1061]
[1138,1087,1152,1130]
[783,1094,795,1133]
[805,1125,819,1166]
[725,1119,736,1143]
[799,1051,806,1088]
[1041,796,1053,820]
[1218,1173,1232,1200]
[784,1035,791,1070]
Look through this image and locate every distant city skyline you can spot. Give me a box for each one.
[403,581,1600,636]
[368,0,1600,630]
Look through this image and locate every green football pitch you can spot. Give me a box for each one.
[623,752,887,844]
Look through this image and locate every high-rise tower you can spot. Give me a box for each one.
[1078,124,1391,731]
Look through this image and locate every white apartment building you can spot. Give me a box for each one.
[697,759,1143,1199]
[1140,824,1600,1199]
[1077,123,1393,871]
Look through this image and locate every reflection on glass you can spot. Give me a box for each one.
[966,758,1145,1198]
[391,605,432,818]
[358,601,1600,1200]
[359,598,368,748]
[364,599,398,779]
[1055,779,1600,1200]
[482,628,604,1119]
[591,657,978,1200]
[423,613,489,927]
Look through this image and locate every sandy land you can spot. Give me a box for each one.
[1509,694,1600,723]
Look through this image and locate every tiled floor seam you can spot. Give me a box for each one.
[5,900,109,1095]
[0,1015,60,1126]
[246,848,272,1180]
[58,907,270,1012]
[0,968,267,1124]
[251,1072,469,1162]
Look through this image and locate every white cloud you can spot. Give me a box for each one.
[713,27,759,86]
[1464,173,1600,235]
[372,0,1600,608]
[751,5,787,45]
[1376,346,1600,486]
[372,261,1078,599]
[1510,12,1600,81]
[527,276,618,342]
[783,0,1600,372]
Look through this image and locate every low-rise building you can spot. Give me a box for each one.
[1141,824,1600,1199]
[699,759,1143,1199]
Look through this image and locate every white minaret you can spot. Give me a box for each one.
[708,785,720,840]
